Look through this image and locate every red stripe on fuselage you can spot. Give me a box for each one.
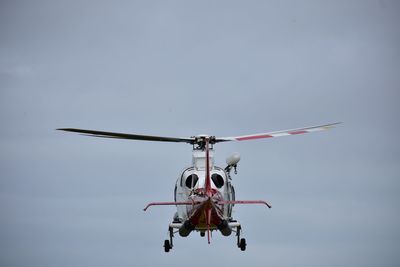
[187,192,224,230]
[204,138,212,197]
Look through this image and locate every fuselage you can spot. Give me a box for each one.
[174,149,235,232]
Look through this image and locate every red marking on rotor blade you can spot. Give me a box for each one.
[289,130,307,135]
[236,134,273,141]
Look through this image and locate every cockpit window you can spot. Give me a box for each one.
[211,174,224,188]
[185,174,199,189]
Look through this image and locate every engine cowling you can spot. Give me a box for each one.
[217,220,232,236]
[179,220,195,237]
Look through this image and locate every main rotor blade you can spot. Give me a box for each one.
[57,128,195,144]
[215,122,341,142]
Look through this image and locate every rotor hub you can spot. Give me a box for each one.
[191,135,216,150]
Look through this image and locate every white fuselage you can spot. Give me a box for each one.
[173,149,235,222]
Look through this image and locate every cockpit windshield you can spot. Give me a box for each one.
[211,173,224,188]
[185,174,199,189]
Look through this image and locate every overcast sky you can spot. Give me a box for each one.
[1,1,399,266]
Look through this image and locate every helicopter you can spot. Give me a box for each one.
[57,122,340,252]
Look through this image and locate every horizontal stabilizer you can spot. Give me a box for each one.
[144,200,271,211]
[218,200,272,209]
[143,201,200,211]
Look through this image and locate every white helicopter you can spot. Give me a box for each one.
[58,122,340,252]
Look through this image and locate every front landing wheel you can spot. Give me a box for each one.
[164,240,171,252]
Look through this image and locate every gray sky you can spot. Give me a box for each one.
[1,1,399,266]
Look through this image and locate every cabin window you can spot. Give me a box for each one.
[211,174,224,188]
[185,174,199,189]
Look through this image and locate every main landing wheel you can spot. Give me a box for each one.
[239,238,246,251]
[164,226,174,252]
[164,240,172,252]
[236,226,247,251]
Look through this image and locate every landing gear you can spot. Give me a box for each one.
[236,225,246,251]
[163,222,248,251]
[239,238,246,251]
[164,240,171,252]
[164,227,174,253]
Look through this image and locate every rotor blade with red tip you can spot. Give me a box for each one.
[57,128,195,144]
[215,122,341,142]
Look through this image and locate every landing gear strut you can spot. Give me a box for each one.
[164,224,248,251]
[164,227,174,252]
[236,226,246,251]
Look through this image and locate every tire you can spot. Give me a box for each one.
[239,238,246,251]
[164,240,171,252]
